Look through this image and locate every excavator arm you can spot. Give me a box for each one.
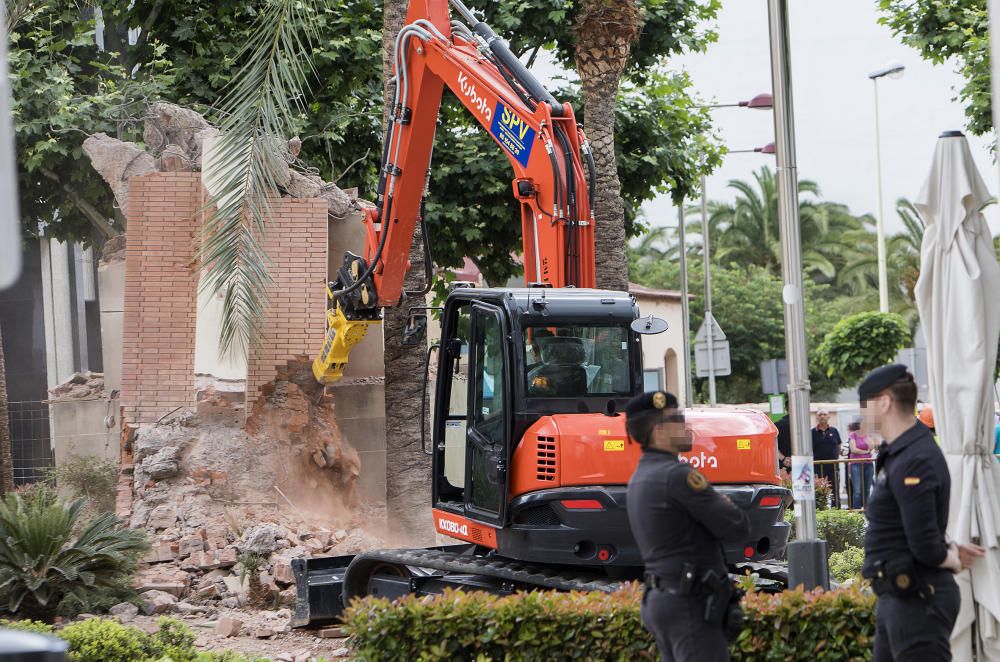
[314,0,596,384]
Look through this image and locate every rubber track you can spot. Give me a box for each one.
[350,547,623,593]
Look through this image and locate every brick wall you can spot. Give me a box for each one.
[122,173,201,423]
[121,173,328,422]
[247,198,328,405]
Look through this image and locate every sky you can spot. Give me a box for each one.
[636,0,1000,236]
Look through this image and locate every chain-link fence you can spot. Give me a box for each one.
[8,400,54,485]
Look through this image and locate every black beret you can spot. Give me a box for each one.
[858,364,910,402]
[625,390,679,417]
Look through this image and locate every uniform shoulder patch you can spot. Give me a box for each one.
[686,470,708,492]
[903,477,921,486]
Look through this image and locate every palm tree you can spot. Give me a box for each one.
[380,0,434,545]
[838,198,925,320]
[689,167,872,285]
[0,323,12,495]
[575,0,641,292]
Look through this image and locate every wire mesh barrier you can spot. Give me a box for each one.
[813,458,877,511]
[7,400,54,485]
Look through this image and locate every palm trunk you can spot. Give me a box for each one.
[381,0,434,544]
[0,323,13,495]
[575,0,639,293]
[582,79,628,291]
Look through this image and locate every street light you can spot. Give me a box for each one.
[690,95,773,406]
[699,141,774,406]
[869,60,905,313]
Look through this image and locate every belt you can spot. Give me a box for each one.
[643,572,713,596]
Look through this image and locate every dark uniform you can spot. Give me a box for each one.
[858,365,959,662]
[625,391,751,662]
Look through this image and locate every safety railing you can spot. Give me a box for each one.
[812,457,877,511]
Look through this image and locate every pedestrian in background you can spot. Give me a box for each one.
[858,364,984,661]
[812,409,842,508]
[626,390,750,662]
[848,420,875,509]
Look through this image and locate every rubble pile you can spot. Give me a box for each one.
[49,371,106,400]
[125,359,383,618]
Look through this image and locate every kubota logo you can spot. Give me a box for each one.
[438,517,469,536]
[680,452,720,470]
[457,72,492,122]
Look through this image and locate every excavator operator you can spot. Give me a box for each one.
[626,390,751,662]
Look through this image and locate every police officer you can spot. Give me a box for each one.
[859,364,984,661]
[626,390,751,662]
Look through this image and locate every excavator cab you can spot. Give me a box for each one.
[428,287,648,558]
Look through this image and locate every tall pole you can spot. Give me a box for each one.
[701,175,716,405]
[767,0,828,589]
[677,203,693,407]
[873,78,889,313]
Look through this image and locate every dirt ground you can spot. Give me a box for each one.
[133,607,353,660]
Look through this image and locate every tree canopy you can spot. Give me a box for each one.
[878,0,991,135]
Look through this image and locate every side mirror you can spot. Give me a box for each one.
[631,315,668,335]
[401,312,428,346]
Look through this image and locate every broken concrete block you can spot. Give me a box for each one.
[140,590,177,615]
[218,547,238,567]
[109,602,139,621]
[239,524,281,555]
[144,446,181,480]
[334,529,348,542]
[145,504,177,530]
[215,616,243,638]
[332,647,351,658]
[318,626,347,639]
[253,628,275,639]
[311,450,327,468]
[273,561,295,585]
[178,534,205,557]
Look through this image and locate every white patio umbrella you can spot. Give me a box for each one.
[915,131,1000,660]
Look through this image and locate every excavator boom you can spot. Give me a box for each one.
[314,0,595,383]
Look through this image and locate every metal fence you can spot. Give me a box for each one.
[7,400,54,485]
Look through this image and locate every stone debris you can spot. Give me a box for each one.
[83,103,364,220]
[318,627,347,639]
[49,371,105,400]
[332,647,351,658]
[109,602,139,621]
[140,590,178,615]
[215,616,243,638]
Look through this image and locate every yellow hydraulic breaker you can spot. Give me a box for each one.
[312,288,380,384]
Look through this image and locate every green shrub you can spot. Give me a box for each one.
[815,476,833,510]
[343,583,876,661]
[0,486,148,617]
[735,584,875,661]
[344,584,655,661]
[59,618,149,662]
[49,454,118,515]
[0,618,54,635]
[816,312,911,382]
[817,509,866,554]
[146,617,198,661]
[830,546,866,583]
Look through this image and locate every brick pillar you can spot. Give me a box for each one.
[121,173,200,423]
[246,198,329,404]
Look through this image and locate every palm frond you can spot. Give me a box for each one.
[200,0,319,355]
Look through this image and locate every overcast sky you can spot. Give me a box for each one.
[629,0,1000,236]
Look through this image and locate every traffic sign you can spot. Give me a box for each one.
[694,339,731,377]
[694,314,727,343]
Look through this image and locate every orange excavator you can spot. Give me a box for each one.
[294,0,790,626]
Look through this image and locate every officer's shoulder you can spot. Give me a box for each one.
[668,462,711,494]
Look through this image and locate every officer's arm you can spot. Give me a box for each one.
[889,455,949,567]
[670,466,751,541]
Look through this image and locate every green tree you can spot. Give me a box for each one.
[689,167,874,289]
[877,0,991,135]
[629,257,848,402]
[815,311,911,384]
[838,198,925,323]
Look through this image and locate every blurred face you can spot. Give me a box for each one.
[860,392,892,436]
[816,411,829,427]
[651,409,692,453]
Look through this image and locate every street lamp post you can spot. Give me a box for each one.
[767,0,828,590]
[868,61,905,313]
[677,203,694,407]
[696,99,772,406]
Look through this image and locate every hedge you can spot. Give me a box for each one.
[343,583,877,661]
[0,617,271,662]
[786,508,867,555]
